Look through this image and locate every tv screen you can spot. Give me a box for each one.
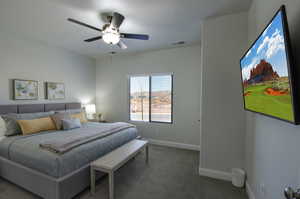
[240,5,298,124]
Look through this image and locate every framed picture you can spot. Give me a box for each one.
[46,82,65,100]
[13,79,39,100]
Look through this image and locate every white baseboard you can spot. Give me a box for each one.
[147,139,200,151]
[246,181,255,199]
[198,168,255,199]
[198,167,232,181]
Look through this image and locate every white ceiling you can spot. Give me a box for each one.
[0,0,251,58]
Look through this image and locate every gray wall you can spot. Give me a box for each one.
[246,1,300,199]
[200,12,248,173]
[96,45,201,147]
[0,31,96,104]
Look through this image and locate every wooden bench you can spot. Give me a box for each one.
[90,139,149,199]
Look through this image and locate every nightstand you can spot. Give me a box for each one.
[88,119,108,123]
[99,120,108,123]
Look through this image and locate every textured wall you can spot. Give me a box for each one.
[96,45,201,147]
[246,1,300,199]
[200,12,248,173]
[0,32,96,104]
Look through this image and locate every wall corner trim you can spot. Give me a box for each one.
[198,167,232,181]
[246,181,256,199]
[147,139,200,151]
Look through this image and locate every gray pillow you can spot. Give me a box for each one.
[12,111,55,120]
[2,111,55,136]
[1,115,22,136]
[62,118,82,130]
[51,113,71,130]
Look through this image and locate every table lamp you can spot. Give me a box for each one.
[84,104,96,120]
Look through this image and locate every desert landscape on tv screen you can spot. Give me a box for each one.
[240,10,294,122]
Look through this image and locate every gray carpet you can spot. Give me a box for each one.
[0,145,248,199]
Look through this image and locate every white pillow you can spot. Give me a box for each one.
[0,116,7,137]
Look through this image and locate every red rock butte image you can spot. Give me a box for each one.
[248,59,279,84]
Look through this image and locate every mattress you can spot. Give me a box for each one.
[0,122,137,178]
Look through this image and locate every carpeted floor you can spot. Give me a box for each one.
[0,145,248,199]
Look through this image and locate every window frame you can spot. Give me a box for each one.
[128,73,174,124]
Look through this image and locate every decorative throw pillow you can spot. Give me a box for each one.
[1,111,55,136]
[62,118,82,130]
[71,112,88,123]
[0,116,7,137]
[17,117,56,135]
[1,115,22,136]
[15,111,55,120]
[51,113,71,130]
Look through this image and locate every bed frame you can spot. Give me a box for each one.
[0,103,102,199]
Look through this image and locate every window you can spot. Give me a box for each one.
[129,74,173,123]
[129,76,150,122]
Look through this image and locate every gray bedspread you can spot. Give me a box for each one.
[0,122,137,178]
[40,122,135,154]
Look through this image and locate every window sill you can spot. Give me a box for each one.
[129,120,173,124]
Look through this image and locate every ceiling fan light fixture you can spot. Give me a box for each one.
[68,12,150,49]
[102,28,120,45]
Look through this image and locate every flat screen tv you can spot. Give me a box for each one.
[240,5,299,124]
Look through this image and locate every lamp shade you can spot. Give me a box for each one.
[84,104,96,114]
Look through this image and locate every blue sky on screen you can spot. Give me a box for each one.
[130,76,171,93]
[240,11,288,81]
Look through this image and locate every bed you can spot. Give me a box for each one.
[0,103,138,199]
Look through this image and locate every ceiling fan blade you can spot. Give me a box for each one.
[117,40,127,49]
[84,36,102,42]
[121,33,149,40]
[111,12,125,29]
[68,18,102,32]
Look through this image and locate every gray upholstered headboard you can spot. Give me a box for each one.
[0,103,81,115]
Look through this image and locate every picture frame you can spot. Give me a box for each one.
[13,79,39,100]
[46,82,65,100]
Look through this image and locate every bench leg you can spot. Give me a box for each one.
[146,145,149,164]
[90,168,96,195]
[109,171,114,199]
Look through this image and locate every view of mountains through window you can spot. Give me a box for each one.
[129,75,173,123]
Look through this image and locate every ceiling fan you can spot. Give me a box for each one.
[67,12,149,49]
